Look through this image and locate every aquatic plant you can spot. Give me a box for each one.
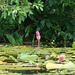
[36,31,41,51]
[57,56,64,63]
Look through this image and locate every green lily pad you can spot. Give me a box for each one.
[62,62,75,68]
[0,56,8,61]
[44,60,55,64]
[17,54,38,61]
[9,55,18,62]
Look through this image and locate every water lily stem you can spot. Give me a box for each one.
[38,39,40,51]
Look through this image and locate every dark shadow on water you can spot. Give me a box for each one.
[7,67,47,75]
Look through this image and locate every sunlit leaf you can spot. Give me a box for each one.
[17,54,38,61]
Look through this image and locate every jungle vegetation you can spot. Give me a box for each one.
[0,0,75,47]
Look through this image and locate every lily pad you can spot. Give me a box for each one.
[17,54,38,61]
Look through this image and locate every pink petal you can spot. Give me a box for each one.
[36,31,40,39]
[36,36,41,39]
[36,31,40,36]
[57,56,64,63]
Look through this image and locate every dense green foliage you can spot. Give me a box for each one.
[0,0,75,46]
[72,42,75,48]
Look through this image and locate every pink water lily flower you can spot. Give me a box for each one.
[36,31,41,51]
[36,31,41,40]
[57,56,64,63]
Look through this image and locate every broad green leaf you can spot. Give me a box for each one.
[46,19,51,28]
[9,55,18,62]
[12,12,15,20]
[44,60,55,64]
[16,0,19,4]
[11,0,14,5]
[0,56,8,61]
[72,42,75,48]
[19,16,21,24]
[62,62,75,68]
[1,11,7,19]
[6,34,16,45]
[40,7,43,11]
[17,54,38,61]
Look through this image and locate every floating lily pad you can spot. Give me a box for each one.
[0,56,8,61]
[17,54,38,61]
[0,46,75,74]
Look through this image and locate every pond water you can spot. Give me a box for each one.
[0,46,75,75]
